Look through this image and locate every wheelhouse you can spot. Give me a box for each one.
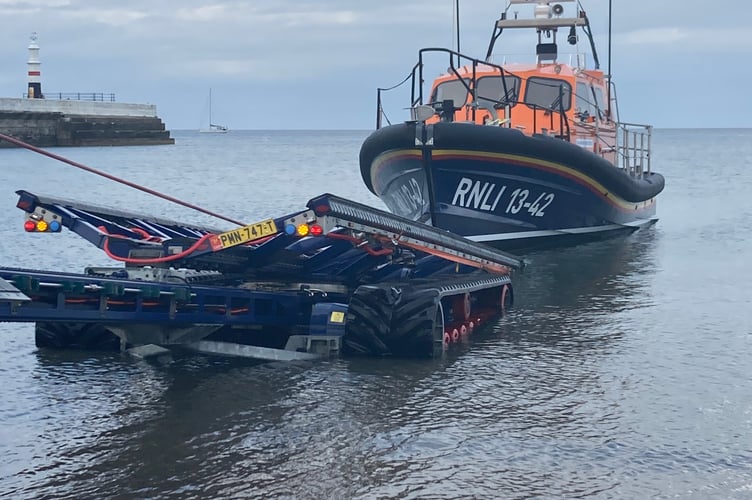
[426,61,613,152]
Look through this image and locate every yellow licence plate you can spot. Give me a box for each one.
[209,219,277,251]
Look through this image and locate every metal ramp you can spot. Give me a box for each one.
[0,277,30,304]
[15,190,522,281]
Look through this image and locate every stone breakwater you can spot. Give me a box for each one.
[0,98,173,147]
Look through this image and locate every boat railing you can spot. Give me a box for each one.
[376,64,419,129]
[377,47,570,140]
[22,92,117,102]
[487,52,590,70]
[493,98,570,140]
[617,122,652,176]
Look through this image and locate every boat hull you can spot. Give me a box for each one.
[360,122,664,252]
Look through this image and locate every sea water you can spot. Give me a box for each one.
[0,129,750,498]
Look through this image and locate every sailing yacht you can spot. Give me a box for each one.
[200,89,228,133]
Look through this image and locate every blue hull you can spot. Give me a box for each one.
[360,122,664,252]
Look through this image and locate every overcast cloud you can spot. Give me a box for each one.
[0,0,749,129]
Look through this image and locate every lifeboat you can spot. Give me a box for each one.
[360,0,665,252]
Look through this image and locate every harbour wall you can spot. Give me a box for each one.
[0,98,174,147]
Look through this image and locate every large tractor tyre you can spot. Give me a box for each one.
[35,322,120,351]
[389,295,444,358]
[343,285,402,356]
[75,324,120,351]
[35,322,75,349]
[388,289,444,358]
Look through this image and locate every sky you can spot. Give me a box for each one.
[0,0,749,130]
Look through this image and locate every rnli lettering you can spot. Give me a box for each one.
[451,178,505,211]
[451,177,555,217]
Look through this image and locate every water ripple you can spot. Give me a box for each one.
[1,130,752,498]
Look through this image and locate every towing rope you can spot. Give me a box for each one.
[0,132,246,227]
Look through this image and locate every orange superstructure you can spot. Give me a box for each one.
[425,59,617,164]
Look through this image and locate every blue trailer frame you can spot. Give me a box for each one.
[1,191,523,359]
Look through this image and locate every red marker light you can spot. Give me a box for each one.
[309,224,323,236]
[24,220,36,232]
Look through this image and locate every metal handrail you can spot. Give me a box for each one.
[417,47,512,125]
[617,122,652,176]
[375,47,570,140]
[22,92,116,102]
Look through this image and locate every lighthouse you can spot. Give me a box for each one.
[27,32,42,99]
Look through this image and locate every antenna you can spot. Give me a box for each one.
[455,0,461,65]
[607,0,612,119]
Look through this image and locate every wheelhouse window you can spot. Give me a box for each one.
[475,75,521,108]
[576,81,597,119]
[430,79,470,108]
[523,77,572,112]
[593,86,606,119]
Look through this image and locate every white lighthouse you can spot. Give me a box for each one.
[27,32,42,99]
